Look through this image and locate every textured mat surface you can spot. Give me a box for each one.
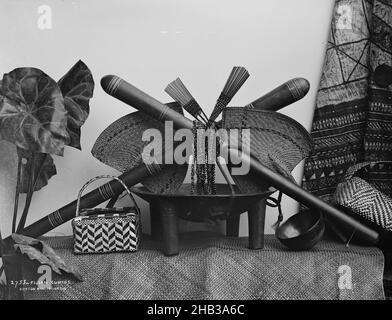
[21,233,385,300]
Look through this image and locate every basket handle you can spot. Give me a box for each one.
[75,175,140,217]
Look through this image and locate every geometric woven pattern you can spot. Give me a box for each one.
[21,234,385,300]
[335,176,392,231]
[72,213,140,254]
[303,0,392,204]
[222,107,313,193]
[91,103,188,194]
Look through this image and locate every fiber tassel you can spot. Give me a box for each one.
[191,121,217,194]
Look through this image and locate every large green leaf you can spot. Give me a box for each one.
[12,234,83,281]
[58,60,94,149]
[0,68,70,155]
[17,147,57,193]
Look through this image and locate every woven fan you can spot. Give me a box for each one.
[91,102,188,194]
[165,78,209,124]
[222,107,313,193]
[208,66,249,125]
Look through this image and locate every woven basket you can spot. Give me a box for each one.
[222,107,313,193]
[334,161,392,231]
[91,102,188,194]
[72,175,141,254]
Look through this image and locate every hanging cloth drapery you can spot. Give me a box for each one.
[303,0,392,203]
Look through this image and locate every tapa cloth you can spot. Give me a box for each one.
[303,0,392,202]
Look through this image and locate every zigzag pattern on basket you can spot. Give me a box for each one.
[335,177,392,231]
[73,216,140,254]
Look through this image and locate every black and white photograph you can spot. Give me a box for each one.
[0,0,391,307]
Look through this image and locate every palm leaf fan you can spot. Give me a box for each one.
[91,102,188,194]
[165,78,209,124]
[208,66,249,125]
[221,107,313,193]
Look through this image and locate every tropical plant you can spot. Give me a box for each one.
[0,61,94,285]
[0,60,94,234]
[11,234,82,280]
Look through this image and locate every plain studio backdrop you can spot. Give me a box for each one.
[0,0,335,237]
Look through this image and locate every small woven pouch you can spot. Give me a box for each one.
[72,175,141,254]
[334,161,392,231]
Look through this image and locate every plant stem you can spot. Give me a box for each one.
[11,157,22,234]
[16,152,36,233]
[0,228,6,256]
[0,229,5,279]
[0,229,7,284]
[32,154,47,192]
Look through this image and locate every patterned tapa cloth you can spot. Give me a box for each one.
[22,233,385,300]
[303,0,392,203]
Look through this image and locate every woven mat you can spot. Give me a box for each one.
[22,233,385,300]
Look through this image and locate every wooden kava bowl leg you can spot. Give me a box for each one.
[248,199,266,249]
[226,214,240,237]
[150,203,162,241]
[159,201,179,256]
